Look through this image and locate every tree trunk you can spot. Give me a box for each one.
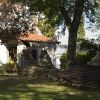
[67,0,85,65]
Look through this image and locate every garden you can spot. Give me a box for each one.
[0,0,100,100]
[0,77,100,100]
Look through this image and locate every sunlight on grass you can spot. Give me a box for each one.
[27,84,81,95]
[0,78,100,100]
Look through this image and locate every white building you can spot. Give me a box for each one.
[48,27,69,69]
[0,40,10,64]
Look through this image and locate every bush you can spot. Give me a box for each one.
[60,50,96,68]
[60,39,99,68]
[0,65,5,74]
[76,51,87,65]
[76,39,98,65]
[79,39,99,51]
[60,52,67,69]
[76,50,96,65]
[3,59,17,73]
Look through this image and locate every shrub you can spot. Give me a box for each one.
[79,39,99,51]
[76,51,87,65]
[60,39,99,68]
[76,39,98,65]
[60,52,67,69]
[76,50,96,65]
[0,64,5,74]
[60,50,96,68]
[3,59,17,73]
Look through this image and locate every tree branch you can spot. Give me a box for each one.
[60,6,72,26]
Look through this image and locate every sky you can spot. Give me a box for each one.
[85,29,100,39]
[84,20,100,40]
[55,26,69,45]
[55,20,100,45]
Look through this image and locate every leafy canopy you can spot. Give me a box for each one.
[0,1,35,42]
[29,0,97,38]
[29,0,97,23]
[10,0,98,38]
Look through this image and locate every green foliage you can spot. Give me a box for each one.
[3,59,16,73]
[60,50,96,67]
[38,17,57,37]
[76,51,88,65]
[9,0,99,65]
[60,39,100,66]
[0,1,35,42]
[14,0,98,65]
[0,59,17,74]
[76,39,99,65]
[76,51,96,65]
[95,0,100,29]
[79,39,99,51]
[14,0,97,31]
[77,17,85,40]
[0,65,5,74]
[60,52,67,69]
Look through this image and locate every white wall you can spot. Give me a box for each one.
[17,44,26,65]
[0,42,10,64]
[48,27,69,69]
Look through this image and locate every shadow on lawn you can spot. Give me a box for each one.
[0,77,100,100]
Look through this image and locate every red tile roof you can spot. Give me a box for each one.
[20,32,51,42]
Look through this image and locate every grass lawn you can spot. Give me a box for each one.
[0,77,100,100]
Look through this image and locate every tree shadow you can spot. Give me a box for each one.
[0,78,100,100]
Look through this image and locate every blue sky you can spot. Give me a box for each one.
[84,20,100,40]
[55,26,69,45]
[55,20,100,45]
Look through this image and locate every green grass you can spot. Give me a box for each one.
[0,77,100,100]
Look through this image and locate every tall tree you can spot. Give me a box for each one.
[66,0,85,64]
[0,1,34,42]
[7,0,99,65]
